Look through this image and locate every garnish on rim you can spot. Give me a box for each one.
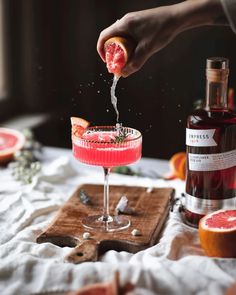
[111,124,128,143]
[71,117,90,138]
[111,133,128,143]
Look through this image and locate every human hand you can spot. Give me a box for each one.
[97,0,225,77]
[97,6,178,77]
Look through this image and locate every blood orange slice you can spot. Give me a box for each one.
[104,36,133,76]
[225,282,236,295]
[165,152,186,180]
[71,117,89,138]
[0,128,25,164]
[199,209,236,258]
[67,271,133,295]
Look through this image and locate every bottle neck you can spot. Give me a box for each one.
[205,69,229,110]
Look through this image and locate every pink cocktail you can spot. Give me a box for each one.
[72,126,142,232]
[73,128,141,167]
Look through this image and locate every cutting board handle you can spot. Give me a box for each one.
[65,239,99,263]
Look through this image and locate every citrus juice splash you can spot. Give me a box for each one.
[110,75,120,122]
[104,37,134,123]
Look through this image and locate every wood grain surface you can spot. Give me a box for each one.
[37,184,174,263]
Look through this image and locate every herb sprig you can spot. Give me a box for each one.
[111,133,128,143]
[111,124,128,143]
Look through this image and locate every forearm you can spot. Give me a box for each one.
[174,0,228,34]
[97,0,231,76]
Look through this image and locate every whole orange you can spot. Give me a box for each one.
[169,152,186,180]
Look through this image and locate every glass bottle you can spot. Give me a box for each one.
[183,57,236,227]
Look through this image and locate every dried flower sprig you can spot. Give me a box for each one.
[8,129,42,184]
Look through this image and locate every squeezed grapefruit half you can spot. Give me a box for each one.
[71,117,89,138]
[199,209,236,258]
[0,128,25,164]
[104,36,133,76]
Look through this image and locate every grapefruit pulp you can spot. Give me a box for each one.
[71,117,89,138]
[0,128,25,164]
[104,36,133,76]
[199,209,236,258]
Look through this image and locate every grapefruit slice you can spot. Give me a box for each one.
[71,117,89,138]
[0,128,25,164]
[67,272,133,295]
[199,209,236,258]
[67,274,118,295]
[104,36,133,76]
[165,152,186,180]
[225,282,236,295]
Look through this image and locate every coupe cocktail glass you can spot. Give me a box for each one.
[72,126,142,232]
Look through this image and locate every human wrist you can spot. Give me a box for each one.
[174,0,227,33]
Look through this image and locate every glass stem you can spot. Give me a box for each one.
[102,167,111,222]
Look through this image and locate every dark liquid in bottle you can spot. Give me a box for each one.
[184,108,236,227]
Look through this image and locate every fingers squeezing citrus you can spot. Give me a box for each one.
[199,209,236,258]
[71,117,89,138]
[104,36,133,77]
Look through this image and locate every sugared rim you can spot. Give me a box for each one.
[200,209,236,232]
[72,125,142,144]
[0,127,25,156]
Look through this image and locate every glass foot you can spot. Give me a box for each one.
[82,215,130,232]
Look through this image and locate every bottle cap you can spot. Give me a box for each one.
[206,57,229,70]
[206,57,229,82]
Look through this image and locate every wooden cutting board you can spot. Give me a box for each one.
[37,184,174,264]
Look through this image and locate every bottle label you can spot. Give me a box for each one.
[188,149,236,171]
[186,128,217,147]
[184,194,236,215]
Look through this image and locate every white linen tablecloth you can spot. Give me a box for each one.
[0,147,235,295]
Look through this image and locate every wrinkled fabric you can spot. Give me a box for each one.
[0,147,235,295]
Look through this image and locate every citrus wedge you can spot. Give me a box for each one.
[0,128,25,164]
[199,209,236,258]
[71,117,89,138]
[166,152,186,180]
[104,36,134,76]
[67,271,133,295]
[225,282,236,295]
